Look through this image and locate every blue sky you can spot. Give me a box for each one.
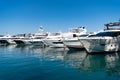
[0,0,120,34]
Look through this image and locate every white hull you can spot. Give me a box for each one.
[14,39,44,46]
[6,39,16,44]
[43,39,65,48]
[79,37,120,53]
[43,27,88,48]
[14,39,31,45]
[0,39,16,45]
[63,38,84,49]
[29,39,44,46]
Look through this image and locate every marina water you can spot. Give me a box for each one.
[0,45,120,80]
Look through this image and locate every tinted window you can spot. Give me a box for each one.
[50,33,61,36]
[79,34,89,37]
[96,32,120,37]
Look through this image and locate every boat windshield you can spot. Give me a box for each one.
[96,32,120,37]
[79,34,89,37]
[49,33,61,36]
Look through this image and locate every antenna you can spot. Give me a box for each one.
[39,26,43,33]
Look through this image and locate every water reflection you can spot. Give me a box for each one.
[105,53,120,75]
[64,50,87,68]
[1,45,120,78]
[42,47,67,61]
[39,47,120,74]
[4,45,120,72]
[42,47,120,75]
[65,50,120,76]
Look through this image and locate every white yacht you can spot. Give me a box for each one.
[62,27,92,50]
[14,36,32,45]
[43,27,87,48]
[79,21,120,53]
[14,27,48,46]
[43,32,64,47]
[63,34,89,50]
[0,34,16,45]
[23,34,47,46]
[14,35,46,46]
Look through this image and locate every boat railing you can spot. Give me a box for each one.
[104,28,120,31]
[69,26,87,33]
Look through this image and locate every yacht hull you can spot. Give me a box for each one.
[63,38,84,50]
[0,39,16,45]
[14,40,26,45]
[29,39,44,46]
[79,37,120,53]
[43,39,65,48]
[0,39,9,45]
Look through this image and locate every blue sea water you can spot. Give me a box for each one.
[0,45,120,80]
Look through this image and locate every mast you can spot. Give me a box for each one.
[38,26,43,34]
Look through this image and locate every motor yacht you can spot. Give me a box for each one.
[62,27,94,50]
[43,27,87,48]
[79,20,120,53]
[43,32,64,47]
[14,27,48,46]
[0,34,16,45]
[63,34,89,50]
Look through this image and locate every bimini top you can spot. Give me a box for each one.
[104,20,120,30]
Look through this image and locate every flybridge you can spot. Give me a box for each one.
[104,20,120,30]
